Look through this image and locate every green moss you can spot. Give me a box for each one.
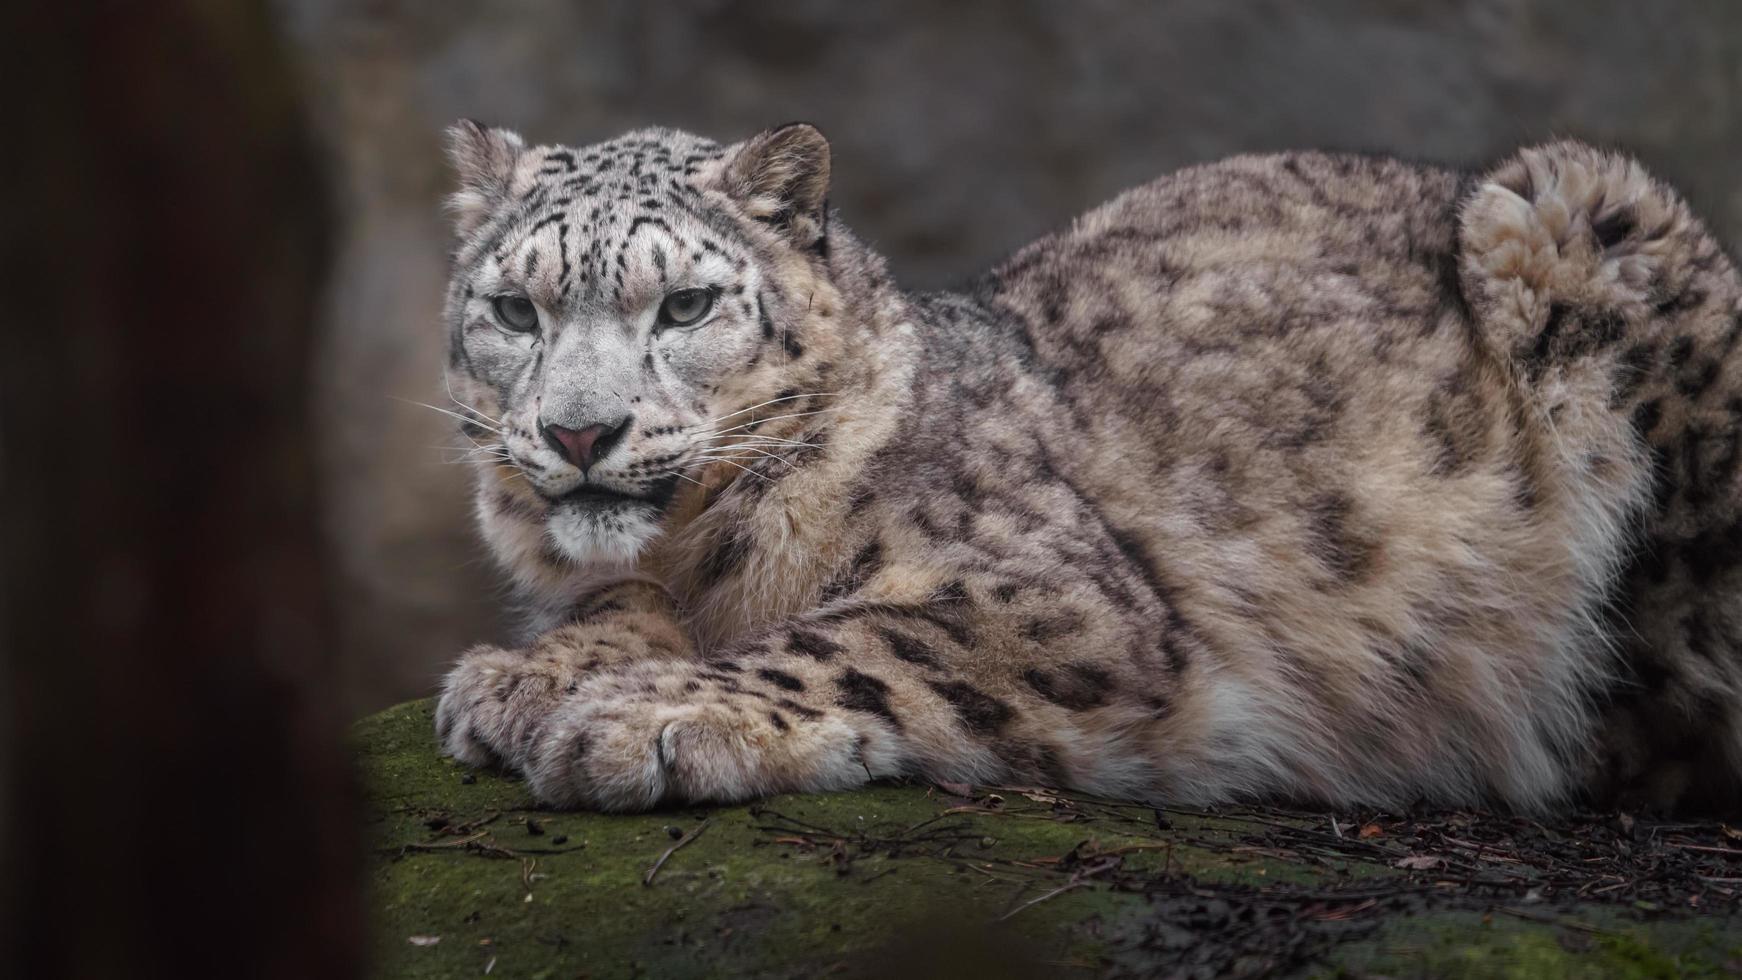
[358,701,1153,978]
[357,700,1741,978]
[1325,910,1741,980]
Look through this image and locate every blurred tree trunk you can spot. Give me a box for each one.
[0,3,362,977]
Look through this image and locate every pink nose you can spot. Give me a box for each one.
[541,418,627,471]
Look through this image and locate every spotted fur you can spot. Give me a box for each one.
[433,123,1742,813]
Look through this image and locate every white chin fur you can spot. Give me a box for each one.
[545,502,662,565]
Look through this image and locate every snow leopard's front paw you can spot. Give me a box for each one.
[517,675,869,811]
[435,644,584,771]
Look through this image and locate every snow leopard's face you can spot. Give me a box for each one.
[439,122,834,578]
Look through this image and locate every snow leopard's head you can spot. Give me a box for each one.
[439,121,842,592]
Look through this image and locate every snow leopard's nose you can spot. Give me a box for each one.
[541,416,630,472]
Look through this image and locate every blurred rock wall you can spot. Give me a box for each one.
[274,0,1742,716]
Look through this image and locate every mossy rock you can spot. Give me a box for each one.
[359,700,1741,978]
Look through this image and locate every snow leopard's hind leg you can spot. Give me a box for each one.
[1461,140,1742,812]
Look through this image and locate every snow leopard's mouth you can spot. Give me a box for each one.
[555,485,648,509]
[552,474,680,511]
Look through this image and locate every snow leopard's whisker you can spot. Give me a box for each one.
[689,441,802,458]
[681,451,774,470]
[703,391,840,425]
[695,409,840,435]
[414,390,504,428]
[709,406,840,426]
[434,445,513,458]
[396,397,505,433]
[681,453,763,468]
[682,456,772,482]
[696,433,818,449]
[430,439,513,461]
[749,449,800,469]
[460,432,509,454]
[437,436,508,451]
[696,408,838,438]
[694,438,812,462]
[699,446,796,469]
[696,441,814,457]
[712,459,774,482]
[442,375,506,426]
[432,438,512,458]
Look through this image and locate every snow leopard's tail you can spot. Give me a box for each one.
[1461,140,1742,812]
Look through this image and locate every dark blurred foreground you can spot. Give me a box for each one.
[1,4,361,976]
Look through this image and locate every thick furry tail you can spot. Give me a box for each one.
[1464,140,1742,812]
[1458,140,1716,382]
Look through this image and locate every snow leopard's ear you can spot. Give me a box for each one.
[444,119,525,237]
[718,123,831,250]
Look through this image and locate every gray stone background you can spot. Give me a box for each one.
[272,0,1742,717]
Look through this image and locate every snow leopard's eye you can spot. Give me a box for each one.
[658,288,714,328]
[491,295,540,333]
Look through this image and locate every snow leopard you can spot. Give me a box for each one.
[432,119,1742,814]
